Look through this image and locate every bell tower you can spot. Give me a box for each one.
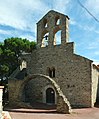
[37,10,70,48]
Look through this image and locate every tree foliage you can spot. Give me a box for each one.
[0,37,36,78]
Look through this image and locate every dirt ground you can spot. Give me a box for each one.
[9,107,99,119]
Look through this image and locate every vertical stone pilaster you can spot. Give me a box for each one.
[48,31,54,47]
[0,86,4,118]
[61,17,69,45]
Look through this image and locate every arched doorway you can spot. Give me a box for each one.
[16,74,71,113]
[46,88,55,104]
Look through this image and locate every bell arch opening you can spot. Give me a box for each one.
[41,32,49,47]
[53,30,62,45]
[55,16,60,25]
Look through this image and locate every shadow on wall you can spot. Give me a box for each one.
[95,77,99,107]
[19,74,72,114]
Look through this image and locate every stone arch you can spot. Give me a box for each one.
[42,85,57,104]
[18,74,72,114]
[41,31,49,47]
[53,29,62,45]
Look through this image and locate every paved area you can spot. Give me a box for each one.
[9,107,99,119]
[5,103,99,119]
[2,111,11,119]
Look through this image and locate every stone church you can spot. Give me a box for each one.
[9,10,99,113]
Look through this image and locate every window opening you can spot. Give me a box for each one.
[56,18,60,25]
[44,19,48,28]
[41,32,49,47]
[54,30,61,45]
[55,16,60,25]
[48,68,52,78]
[47,67,55,78]
[52,67,55,77]
[45,23,48,28]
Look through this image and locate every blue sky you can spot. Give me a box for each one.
[0,0,99,64]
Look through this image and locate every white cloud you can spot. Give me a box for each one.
[82,25,94,31]
[0,29,12,35]
[85,0,99,15]
[93,60,99,65]
[84,0,99,19]
[94,51,99,55]
[86,38,99,49]
[0,0,49,31]
[70,20,99,35]
[0,0,26,29]
[20,34,36,42]
[0,0,71,42]
[52,0,70,13]
[70,19,77,25]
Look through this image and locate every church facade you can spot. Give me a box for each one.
[9,10,99,110]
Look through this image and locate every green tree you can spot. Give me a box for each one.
[0,37,36,79]
[0,37,36,104]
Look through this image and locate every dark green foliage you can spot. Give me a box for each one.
[0,37,36,79]
[0,37,36,105]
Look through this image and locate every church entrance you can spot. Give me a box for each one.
[46,88,55,104]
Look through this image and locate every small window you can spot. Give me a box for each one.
[49,69,52,78]
[52,67,55,77]
[47,67,55,78]
[47,68,52,78]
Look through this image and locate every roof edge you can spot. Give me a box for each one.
[37,10,70,24]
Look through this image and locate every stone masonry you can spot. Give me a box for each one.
[0,86,4,118]
[9,10,99,113]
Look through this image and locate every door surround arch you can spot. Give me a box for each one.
[42,85,57,104]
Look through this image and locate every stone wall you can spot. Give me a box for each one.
[9,74,72,113]
[15,10,94,108]
[92,64,99,106]
[8,79,24,102]
[0,86,4,118]
[23,41,93,107]
[8,10,98,110]
[24,77,52,103]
